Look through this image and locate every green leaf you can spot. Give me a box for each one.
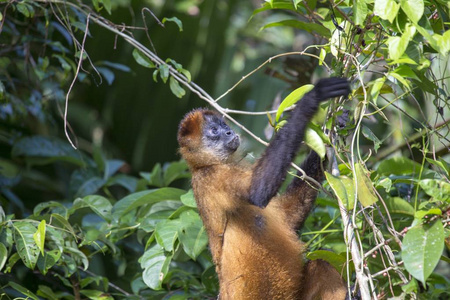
[178,210,208,260]
[353,0,368,26]
[304,127,326,159]
[402,221,444,284]
[419,179,450,202]
[374,0,400,23]
[162,17,183,32]
[12,221,40,269]
[180,190,197,208]
[33,220,46,256]
[377,157,423,176]
[388,23,416,62]
[36,285,58,299]
[132,49,155,68]
[354,163,378,207]
[370,77,386,105]
[71,195,112,222]
[37,249,61,275]
[16,2,35,18]
[159,64,170,83]
[361,126,381,152]
[8,281,38,300]
[64,246,89,270]
[262,20,330,37]
[325,172,355,210]
[0,242,7,271]
[140,244,173,290]
[276,84,314,122]
[155,219,180,252]
[12,136,88,167]
[163,161,190,186]
[80,289,114,300]
[319,48,326,66]
[101,0,112,14]
[113,188,186,219]
[169,76,186,98]
[400,0,424,23]
[383,197,415,215]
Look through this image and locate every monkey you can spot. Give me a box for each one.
[177,78,351,299]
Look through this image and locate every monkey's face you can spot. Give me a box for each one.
[202,115,240,158]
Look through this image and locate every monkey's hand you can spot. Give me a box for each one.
[314,77,350,102]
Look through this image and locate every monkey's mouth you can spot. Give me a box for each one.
[226,136,240,152]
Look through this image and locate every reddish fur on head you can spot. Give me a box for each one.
[177,108,223,168]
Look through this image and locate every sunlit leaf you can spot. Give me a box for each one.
[354,163,378,207]
[33,220,46,256]
[304,127,326,159]
[180,189,197,208]
[353,0,368,26]
[276,84,314,122]
[374,0,399,23]
[400,0,424,23]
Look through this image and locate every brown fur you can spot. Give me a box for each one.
[178,109,347,300]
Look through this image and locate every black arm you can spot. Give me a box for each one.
[248,78,350,208]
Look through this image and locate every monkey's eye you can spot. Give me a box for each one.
[210,127,219,135]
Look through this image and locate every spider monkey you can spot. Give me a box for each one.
[177,78,351,299]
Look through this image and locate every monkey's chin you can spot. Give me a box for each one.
[226,136,240,152]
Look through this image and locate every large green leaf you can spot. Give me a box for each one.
[155,219,180,252]
[11,136,88,167]
[402,221,444,284]
[12,221,40,269]
[353,0,368,26]
[400,0,424,23]
[140,244,173,290]
[178,210,208,260]
[374,0,400,23]
[71,195,113,222]
[113,188,186,219]
[377,157,423,176]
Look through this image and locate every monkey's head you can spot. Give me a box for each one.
[178,109,240,168]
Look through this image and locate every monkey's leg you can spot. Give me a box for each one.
[276,151,323,230]
[301,259,347,300]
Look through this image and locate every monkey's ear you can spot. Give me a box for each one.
[177,109,205,148]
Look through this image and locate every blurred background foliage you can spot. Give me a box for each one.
[0,0,449,299]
